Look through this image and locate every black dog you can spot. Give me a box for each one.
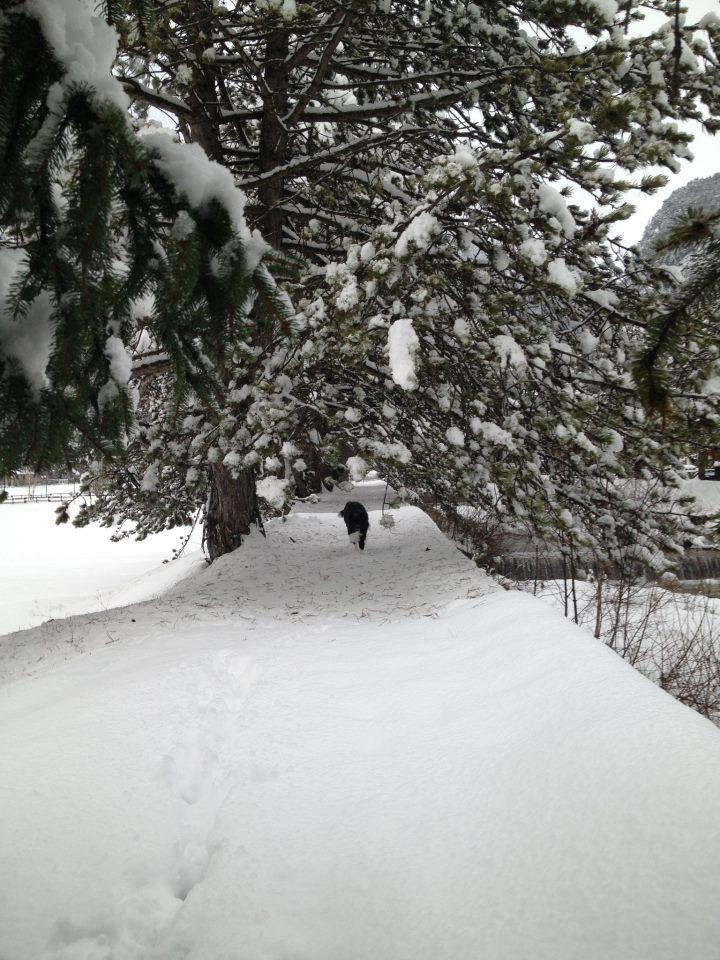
[339,501,369,550]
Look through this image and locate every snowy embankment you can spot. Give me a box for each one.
[0,499,202,636]
[682,477,720,515]
[1,482,720,960]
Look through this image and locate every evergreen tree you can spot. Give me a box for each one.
[0,0,289,556]
[634,204,720,431]
[631,174,720,479]
[3,0,720,565]
[287,154,708,570]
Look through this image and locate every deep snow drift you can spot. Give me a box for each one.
[1,482,719,960]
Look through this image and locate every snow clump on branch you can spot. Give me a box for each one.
[24,0,129,111]
[387,318,420,390]
[140,132,268,271]
[257,476,290,510]
[0,249,54,394]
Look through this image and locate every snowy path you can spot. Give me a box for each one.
[1,483,720,960]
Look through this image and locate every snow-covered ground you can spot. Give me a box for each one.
[1,482,720,959]
[0,499,202,635]
[681,478,720,515]
[527,576,720,723]
[3,482,81,498]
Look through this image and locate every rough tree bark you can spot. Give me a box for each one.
[256,28,289,248]
[204,463,263,562]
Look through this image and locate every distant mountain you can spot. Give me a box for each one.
[639,173,720,266]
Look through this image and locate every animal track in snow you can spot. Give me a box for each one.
[156,649,259,923]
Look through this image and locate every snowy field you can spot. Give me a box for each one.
[1,482,720,959]
[0,498,202,636]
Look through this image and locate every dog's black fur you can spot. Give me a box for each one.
[339,501,369,550]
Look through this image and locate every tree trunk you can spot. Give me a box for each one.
[698,448,708,477]
[594,563,603,640]
[256,28,290,248]
[204,464,263,561]
[183,22,287,560]
[183,2,225,162]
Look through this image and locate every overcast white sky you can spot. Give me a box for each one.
[613,0,720,244]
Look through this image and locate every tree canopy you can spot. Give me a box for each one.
[0,0,288,472]
[2,0,719,565]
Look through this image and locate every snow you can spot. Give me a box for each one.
[678,39,699,70]
[1,483,719,959]
[104,334,132,384]
[140,461,159,493]
[681,478,720,515]
[394,211,439,258]
[346,455,368,481]
[0,248,55,394]
[449,145,477,171]
[97,377,119,412]
[547,257,580,297]
[470,418,515,448]
[527,576,720,724]
[387,317,420,390]
[518,236,547,266]
[140,132,268,271]
[585,0,618,25]
[0,499,201,636]
[537,183,577,239]
[491,333,526,370]
[222,451,242,469]
[453,315,470,340]
[280,441,298,459]
[567,118,596,143]
[24,0,129,112]
[359,241,375,262]
[445,426,465,447]
[578,328,599,354]
[0,290,55,393]
[585,288,618,310]
[129,291,156,320]
[699,12,720,28]
[493,247,510,271]
[335,276,359,311]
[256,476,288,509]
[280,0,297,20]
